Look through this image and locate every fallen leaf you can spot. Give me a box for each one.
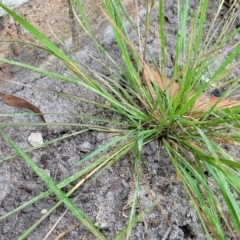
[0,92,45,122]
[142,63,240,117]
[142,63,179,97]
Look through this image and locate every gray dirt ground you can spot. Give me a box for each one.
[0,1,239,239]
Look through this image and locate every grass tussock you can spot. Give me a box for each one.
[1,0,240,239]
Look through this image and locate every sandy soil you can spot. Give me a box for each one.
[0,1,239,239]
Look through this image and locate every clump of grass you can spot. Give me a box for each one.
[1,0,240,239]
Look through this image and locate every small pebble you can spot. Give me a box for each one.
[28,132,44,147]
[94,220,108,229]
[210,89,222,97]
[41,209,48,215]
[79,141,92,152]
[109,178,123,192]
[43,168,51,177]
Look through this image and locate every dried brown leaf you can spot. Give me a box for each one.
[142,63,240,117]
[0,92,46,122]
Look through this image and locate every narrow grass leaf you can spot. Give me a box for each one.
[0,128,106,240]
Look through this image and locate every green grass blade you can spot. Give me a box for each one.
[158,0,166,72]
[0,3,75,66]
[212,43,240,81]
[0,136,134,223]
[76,134,130,166]
[163,139,225,238]
[207,164,240,235]
[126,145,142,239]
[0,128,106,240]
